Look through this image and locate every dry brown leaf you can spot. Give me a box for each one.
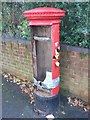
[30,99,34,104]
[34,107,38,113]
[22,88,27,93]
[16,82,21,85]
[20,84,26,87]
[73,98,79,106]
[15,78,21,82]
[4,74,8,78]
[86,105,90,110]
[31,96,34,100]
[7,73,11,76]
[67,96,90,112]
[9,76,13,80]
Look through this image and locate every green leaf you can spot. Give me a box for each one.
[10,41,13,50]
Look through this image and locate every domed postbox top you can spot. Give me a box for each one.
[23,7,65,20]
[23,7,65,25]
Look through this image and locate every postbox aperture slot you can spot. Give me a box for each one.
[33,36,50,41]
[32,26,52,82]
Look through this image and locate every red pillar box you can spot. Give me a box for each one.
[23,7,65,113]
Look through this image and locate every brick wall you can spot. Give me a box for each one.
[0,38,89,102]
[60,47,89,102]
[1,39,33,82]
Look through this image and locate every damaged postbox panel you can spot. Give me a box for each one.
[23,7,65,97]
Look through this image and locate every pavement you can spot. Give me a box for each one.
[1,75,89,119]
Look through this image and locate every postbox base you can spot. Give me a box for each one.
[34,91,59,114]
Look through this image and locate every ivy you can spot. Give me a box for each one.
[10,41,13,50]
[17,20,30,40]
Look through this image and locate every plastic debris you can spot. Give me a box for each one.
[46,114,55,120]
[34,71,60,89]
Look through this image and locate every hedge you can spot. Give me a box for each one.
[2,2,90,48]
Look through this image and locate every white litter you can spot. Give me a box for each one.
[46,114,55,120]
[61,111,66,115]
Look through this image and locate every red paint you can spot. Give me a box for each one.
[23,7,65,96]
[23,7,65,26]
[23,7,65,20]
[51,24,60,79]
[28,20,60,26]
[51,84,60,95]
